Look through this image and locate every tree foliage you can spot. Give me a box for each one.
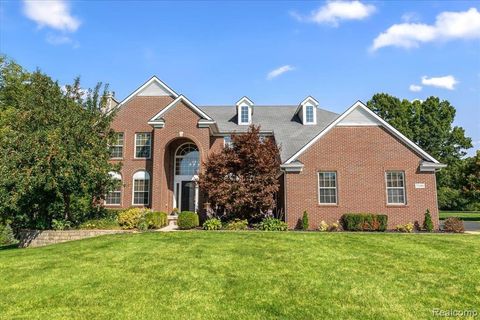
[367,93,475,210]
[199,125,281,221]
[0,56,119,228]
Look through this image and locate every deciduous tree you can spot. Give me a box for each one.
[0,56,119,228]
[199,125,281,221]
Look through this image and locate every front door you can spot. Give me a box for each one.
[180,181,195,212]
[173,142,200,212]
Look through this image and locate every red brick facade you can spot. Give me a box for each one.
[284,126,439,230]
[108,79,441,230]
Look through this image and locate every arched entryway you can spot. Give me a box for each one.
[173,142,200,212]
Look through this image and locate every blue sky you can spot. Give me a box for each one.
[1,0,479,155]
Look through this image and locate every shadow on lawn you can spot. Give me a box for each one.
[0,244,19,251]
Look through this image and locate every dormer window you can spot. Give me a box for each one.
[236,96,254,125]
[297,96,318,125]
[240,106,249,124]
[305,105,314,124]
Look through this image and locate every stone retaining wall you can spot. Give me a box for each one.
[17,229,129,248]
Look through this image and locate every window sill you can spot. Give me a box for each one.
[386,204,408,208]
[317,204,339,207]
[104,204,121,206]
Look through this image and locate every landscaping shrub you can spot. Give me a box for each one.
[79,217,120,230]
[395,223,414,233]
[178,211,199,230]
[302,211,309,230]
[341,213,388,231]
[51,219,72,230]
[443,217,464,233]
[318,221,328,232]
[203,218,222,230]
[145,211,168,229]
[328,221,342,232]
[225,219,248,230]
[0,224,16,245]
[118,208,145,229]
[423,209,434,232]
[255,217,288,231]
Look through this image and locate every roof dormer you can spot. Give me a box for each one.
[296,96,319,125]
[236,96,253,125]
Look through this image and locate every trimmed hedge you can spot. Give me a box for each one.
[145,211,168,229]
[178,211,199,230]
[341,213,388,231]
[118,208,145,229]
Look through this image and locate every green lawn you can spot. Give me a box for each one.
[440,211,480,221]
[1,232,479,320]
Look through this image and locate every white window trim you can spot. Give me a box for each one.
[239,105,251,125]
[303,105,317,125]
[134,132,152,159]
[105,172,122,206]
[317,171,338,205]
[110,132,125,160]
[132,171,150,206]
[385,171,406,205]
[223,136,233,148]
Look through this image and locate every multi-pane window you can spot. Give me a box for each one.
[318,172,337,204]
[305,105,314,123]
[175,143,199,175]
[240,106,249,124]
[110,133,124,159]
[105,172,122,205]
[386,171,406,204]
[135,133,151,158]
[224,136,233,148]
[133,171,150,205]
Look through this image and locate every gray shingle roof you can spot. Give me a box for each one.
[199,105,340,162]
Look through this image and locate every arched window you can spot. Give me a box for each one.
[175,143,199,176]
[105,172,122,205]
[132,170,150,205]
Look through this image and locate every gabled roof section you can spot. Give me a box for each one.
[116,76,179,109]
[236,96,254,106]
[294,96,319,115]
[148,95,214,123]
[285,101,441,164]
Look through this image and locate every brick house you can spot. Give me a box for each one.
[106,76,446,229]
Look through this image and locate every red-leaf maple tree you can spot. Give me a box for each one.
[199,125,281,221]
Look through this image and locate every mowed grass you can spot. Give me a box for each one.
[440,211,480,221]
[1,232,479,320]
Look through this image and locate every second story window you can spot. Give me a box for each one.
[135,133,151,158]
[224,136,234,148]
[240,106,249,124]
[305,105,314,124]
[110,132,124,159]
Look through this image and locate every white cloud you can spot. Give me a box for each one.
[292,0,376,27]
[409,84,422,92]
[23,0,80,32]
[371,8,480,51]
[267,65,295,80]
[46,33,80,48]
[421,75,458,90]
